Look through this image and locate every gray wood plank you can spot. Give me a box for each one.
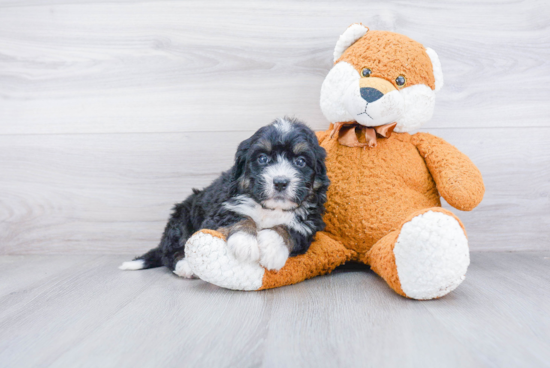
[423,252,550,368]
[261,271,484,368]
[0,255,99,298]
[1,128,549,255]
[0,0,548,135]
[0,253,549,368]
[0,131,237,255]
[0,256,168,367]
[0,256,110,323]
[49,271,272,368]
[432,127,550,252]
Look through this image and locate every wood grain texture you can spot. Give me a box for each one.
[0,0,549,254]
[1,127,549,254]
[0,252,549,367]
[0,0,549,135]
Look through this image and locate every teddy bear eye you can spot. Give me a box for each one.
[361,68,372,77]
[396,75,406,87]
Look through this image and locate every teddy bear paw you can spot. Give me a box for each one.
[393,210,470,300]
[185,231,265,291]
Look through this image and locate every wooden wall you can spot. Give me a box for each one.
[1,0,549,255]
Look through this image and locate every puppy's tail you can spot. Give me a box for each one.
[119,247,163,271]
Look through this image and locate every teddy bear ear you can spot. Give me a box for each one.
[333,23,369,62]
[425,47,444,92]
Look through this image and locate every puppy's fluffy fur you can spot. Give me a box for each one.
[120,118,329,275]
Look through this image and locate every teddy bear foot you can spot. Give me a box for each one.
[185,230,265,291]
[393,210,470,300]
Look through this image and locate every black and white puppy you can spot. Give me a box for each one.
[120,118,330,276]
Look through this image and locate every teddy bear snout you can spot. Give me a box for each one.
[360,87,384,103]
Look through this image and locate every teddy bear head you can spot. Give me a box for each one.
[320,24,444,133]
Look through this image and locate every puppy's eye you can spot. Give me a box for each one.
[396,75,406,87]
[361,68,372,77]
[257,154,269,165]
[294,157,306,168]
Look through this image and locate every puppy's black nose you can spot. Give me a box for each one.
[273,177,290,192]
[360,87,384,103]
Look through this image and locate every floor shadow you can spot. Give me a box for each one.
[332,261,371,273]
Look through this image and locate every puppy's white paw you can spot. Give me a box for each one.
[257,229,290,271]
[227,231,261,263]
[173,259,195,279]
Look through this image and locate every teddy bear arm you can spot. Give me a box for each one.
[185,229,353,291]
[412,133,485,211]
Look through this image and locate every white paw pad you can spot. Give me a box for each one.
[394,211,470,300]
[173,259,195,279]
[257,229,290,271]
[227,231,260,263]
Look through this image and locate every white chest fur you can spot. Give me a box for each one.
[223,195,311,235]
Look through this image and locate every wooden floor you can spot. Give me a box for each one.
[0,252,548,368]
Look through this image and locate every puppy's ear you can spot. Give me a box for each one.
[312,143,330,200]
[232,135,253,184]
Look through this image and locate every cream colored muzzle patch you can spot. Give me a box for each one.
[359,77,397,94]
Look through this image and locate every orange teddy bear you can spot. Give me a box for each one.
[185,25,485,300]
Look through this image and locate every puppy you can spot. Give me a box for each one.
[120,117,329,277]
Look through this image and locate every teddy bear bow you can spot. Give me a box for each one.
[330,122,397,148]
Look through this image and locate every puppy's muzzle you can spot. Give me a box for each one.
[273,176,290,192]
[359,77,396,103]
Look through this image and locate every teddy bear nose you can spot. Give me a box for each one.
[360,87,384,103]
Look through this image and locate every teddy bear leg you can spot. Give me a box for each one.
[185,230,353,291]
[365,208,470,300]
